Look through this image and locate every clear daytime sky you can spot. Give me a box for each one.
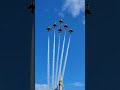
[35,0,85,90]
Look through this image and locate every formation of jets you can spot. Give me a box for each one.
[28,0,35,14]
[46,19,73,34]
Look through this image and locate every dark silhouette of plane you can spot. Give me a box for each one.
[58,28,62,33]
[53,23,57,28]
[64,24,68,29]
[59,19,63,24]
[47,27,51,32]
[69,29,73,34]
[85,1,92,17]
[28,0,35,14]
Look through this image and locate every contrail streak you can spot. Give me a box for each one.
[47,33,50,90]
[55,33,61,87]
[52,29,56,90]
[57,30,66,84]
[62,34,71,80]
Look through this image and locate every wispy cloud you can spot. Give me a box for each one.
[69,82,84,87]
[61,0,85,18]
[35,84,48,90]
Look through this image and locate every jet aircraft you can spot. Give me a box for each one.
[58,28,62,33]
[53,23,57,28]
[69,29,73,34]
[59,19,63,24]
[64,24,68,29]
[47,27,51,32]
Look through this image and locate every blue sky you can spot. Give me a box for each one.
[35,0,85,90]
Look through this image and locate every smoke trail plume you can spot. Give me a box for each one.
[47,34,50,90]
[52,29,56,90]
[57,30,66,84]
[62,34,71,80]
[55,33,61,87]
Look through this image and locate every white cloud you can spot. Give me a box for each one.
[35,84,48,90]
[62,0,85,17]
[69,82,84,87]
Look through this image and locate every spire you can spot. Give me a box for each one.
[59,75,63,90]
[60,76,63,81]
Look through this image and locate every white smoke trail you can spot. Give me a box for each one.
[52,29,56,90]
[47,34,50,90]
[62,34,71,80]
[55,33,61,88]
[57,30,66,84]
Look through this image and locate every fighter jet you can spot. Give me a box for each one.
[85,1,92,17]
[58,28,62,33]
[69,29,73,34]
[53,23,57,28]
[59,19,63,24]
[28,0,35,14]
[47,27,51,32]
[64,24,68,29]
